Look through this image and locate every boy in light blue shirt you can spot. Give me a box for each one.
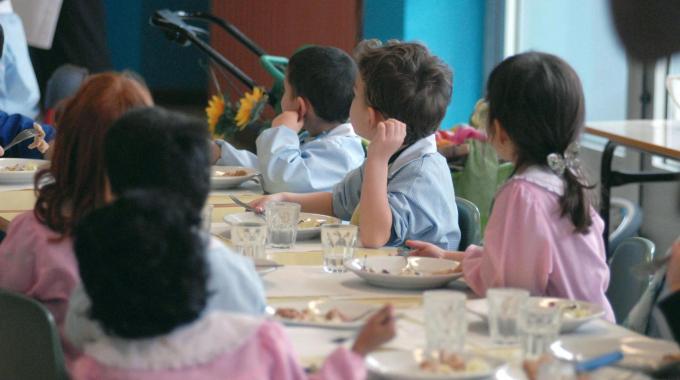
[211,46,364,194]
[252,40,461,250]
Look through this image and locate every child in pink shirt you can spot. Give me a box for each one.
[70,190,395,380]
[0,72,153,330]
[407,52,615,322]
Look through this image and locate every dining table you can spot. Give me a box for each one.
[0,179,675,379]
[585,119,680,255]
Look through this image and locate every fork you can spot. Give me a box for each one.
[228,195,262,214]
[1,129,39,152]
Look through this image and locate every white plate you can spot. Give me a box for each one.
[210,166,258,189]
[253,258,281,276]
[466,297,605,333]
[266,299,375,330]
[223,212,339,240]
[0,158,48,185]
[345,256,462,290]
[551,336,680,371]
[366,349,505,379]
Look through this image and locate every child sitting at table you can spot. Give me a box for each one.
[65,106,267,349]
[252,40,461,249]
[211,45,364,194]
[406,52,615,322]
[70,190,395,380]
[0,72,153,335]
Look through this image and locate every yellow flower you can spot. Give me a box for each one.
[205,95,225,134]
[235,87,265,129]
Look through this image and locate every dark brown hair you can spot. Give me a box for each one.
[354,39,453,145]
[486,52,594,233]
[34,72,153,237]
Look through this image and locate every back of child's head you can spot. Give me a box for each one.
[104,106,211,212]
[486,51,593,233]
[287,45,356,123]
[74,190,208,339]
[35,71,153,236]
[354,40,453,145]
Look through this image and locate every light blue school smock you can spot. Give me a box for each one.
[216,123,365,194]
[332,134,461,250]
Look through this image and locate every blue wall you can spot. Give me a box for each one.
[363,0,486,128]
[103,0,209,100]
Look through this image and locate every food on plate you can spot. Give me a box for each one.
[546,300,592,318]
[362,265,457,277]
[274,307,350,323]
[214,169,248,177]
[0,163,39,172]
[297,218,324,229]
[419,352,490,374]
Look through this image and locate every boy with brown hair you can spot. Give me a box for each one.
[253,40,461,249]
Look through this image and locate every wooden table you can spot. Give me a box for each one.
[586,120,680,254]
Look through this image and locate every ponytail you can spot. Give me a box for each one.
[560,169,596,234]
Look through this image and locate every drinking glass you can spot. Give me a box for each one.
[265,201,300,249]
[487,288,529,345]
[201,204,214,234]
[519,303,562,360]
[321,224,357,273]
[423,290,467,356]
[666,74,680,109]
[231,222,267,259]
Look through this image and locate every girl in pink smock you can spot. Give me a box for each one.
[407,52,615,322]
[70,190,395,380]
[0,72,153,329]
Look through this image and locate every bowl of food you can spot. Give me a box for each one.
[466,297,605,333]
[210,166,259,189]
[266,300,375,330]
[366,349,506,379]
[0,158,49,185]
[345,256,462,290]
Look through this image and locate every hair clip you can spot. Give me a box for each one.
[547,141,581,176]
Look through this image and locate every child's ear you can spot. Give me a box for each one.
[296,96,307,121]
[367,106,384,128]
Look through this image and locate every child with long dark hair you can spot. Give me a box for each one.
[71,191,394,380]
[407,52,614,321]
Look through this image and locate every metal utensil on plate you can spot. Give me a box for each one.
[228,194,264,216]
[1,128,39,152]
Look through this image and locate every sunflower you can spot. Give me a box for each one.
[234,87,266,129]
[205,95,225,134]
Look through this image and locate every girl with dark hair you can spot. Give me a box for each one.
[407,52,614,322]
[70,190,395,380]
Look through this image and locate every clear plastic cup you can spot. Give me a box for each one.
[424,290,467,356]
[487,288,529,345]
[520,302,562,360]
[321,224,357,273]
[231,221,267,259]
[265,201,300,249]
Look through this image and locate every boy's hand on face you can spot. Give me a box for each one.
[367,118,406,161]
[272,110,304,134]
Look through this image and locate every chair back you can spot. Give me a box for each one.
[0,290,69,380]
[606,237,655,324]
[456,197,482,250]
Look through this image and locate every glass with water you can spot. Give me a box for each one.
[265,201,300,249]
[424,290,467,356]
[520,303,562,360]
[231,222,267,259]
[321,224,357,273]
[487,288,529,345]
